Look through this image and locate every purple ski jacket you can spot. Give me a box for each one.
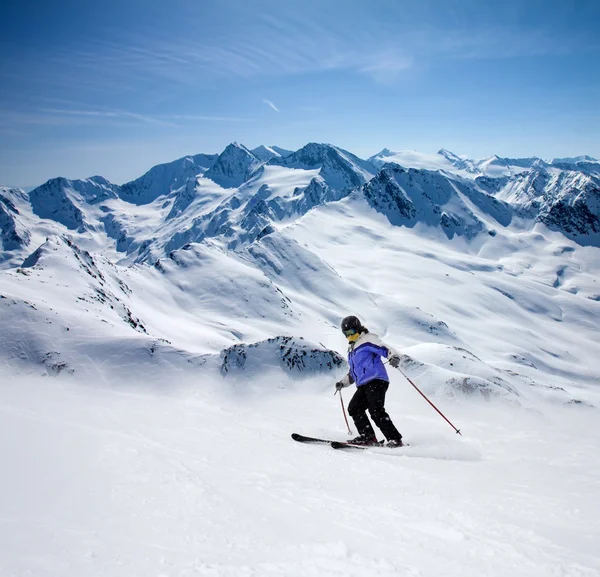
[339,333,399,387]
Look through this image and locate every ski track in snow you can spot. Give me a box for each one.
[1,374,599,577]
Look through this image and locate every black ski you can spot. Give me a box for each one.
[291,433,339,445]
[292,433,405,451]
[330,441,383,450]
[331,440,409,450]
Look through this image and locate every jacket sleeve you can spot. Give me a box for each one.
[339,372,354,387]
[367,334,399,358]
[384,342,400,358]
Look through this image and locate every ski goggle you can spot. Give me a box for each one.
[343,328,357,337]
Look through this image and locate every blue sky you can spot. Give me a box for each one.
[1,0,599,187]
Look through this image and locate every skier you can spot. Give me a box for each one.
[335,315,404,447]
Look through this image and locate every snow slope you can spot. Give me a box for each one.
[369,148,476,176]
[2,141,600,577]
[1,368,599,577]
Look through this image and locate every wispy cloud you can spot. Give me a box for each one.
[163,114,253,122]
[2,7,596,101]
[0,107,253,131]
[5,16,419,92]
[358,50,415,84]
[263,99,280,112]
[39,107,179,127]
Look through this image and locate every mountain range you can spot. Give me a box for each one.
[1,142,599,407]
[3,143,599,268]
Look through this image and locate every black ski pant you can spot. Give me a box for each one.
[348,379,402,442]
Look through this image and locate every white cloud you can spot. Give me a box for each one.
[358,50,415,84]
[263,99,280,112]
[14,17,417,90]
[39,107,177,127]
[0,108,253,130]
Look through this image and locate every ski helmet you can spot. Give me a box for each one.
[341,315,362,335]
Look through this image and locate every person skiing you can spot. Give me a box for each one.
[335,315,404,447]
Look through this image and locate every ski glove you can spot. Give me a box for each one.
[335,381,345,391]
[388,354,401,368]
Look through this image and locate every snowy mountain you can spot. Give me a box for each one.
[2,141,600,577]
[271,142,378,191]
[369,148,543,178]
[120,153,218,204]
[361,164,512,239]
[29,176,119,230]
[495,169,600,244]
[3,140,599,385]
[549,156,600,176]
[204,142,263,188]
[269,145,294,158]
[437,148,479,174]
[0,188,31,253]
[368,148,476,175]
[6,142,600,264]
[1,139,599,419]
[551,155,598,164]
[250,145,294,162]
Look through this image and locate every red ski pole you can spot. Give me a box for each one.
[403,371,461,435]
[386,361,462,435]
[334,388,353,435]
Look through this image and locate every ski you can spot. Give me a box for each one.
[331,440,409,451]
[291,433,339,445]
[330,441,383,450]
[292,433,406,451]
[291,433,378,446]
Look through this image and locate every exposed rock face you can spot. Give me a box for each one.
[29,178,89,230]
[219,336,345,376]
[497,169,600,242]
[120,154,218,204]
[0,189,31,251]
[362,165,491,239]
[204,143,262,188]
[271,142,377,191]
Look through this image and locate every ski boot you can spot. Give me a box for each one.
[347,435,379,446]
[386,439,404,448]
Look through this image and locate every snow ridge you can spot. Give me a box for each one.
[120,153,218,205]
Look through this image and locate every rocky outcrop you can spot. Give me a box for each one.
[220,336,345,376]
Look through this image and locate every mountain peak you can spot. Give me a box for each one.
[437,149,462,161]
[373,148,396,158]
[272,142,377,191]
[269,145,294,158]
[229,141,248,150]
[251,145,282,163]
[119,153,218,205]
[204,143,262,189]
[550,155,599,165]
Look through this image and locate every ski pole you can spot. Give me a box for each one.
[385,361,462,435]
[334,388,353,435]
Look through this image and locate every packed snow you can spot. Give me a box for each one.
[2,368,599,577]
